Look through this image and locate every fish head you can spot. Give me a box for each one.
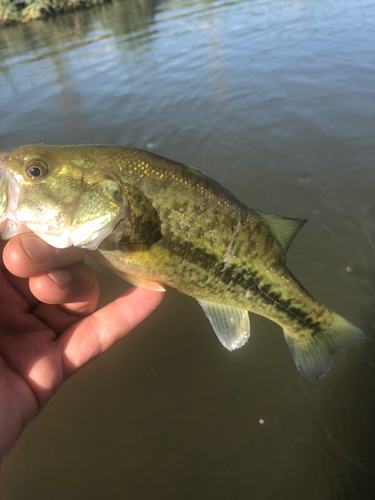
[0,144,124,249]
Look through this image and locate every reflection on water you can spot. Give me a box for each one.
[0,0,374,498]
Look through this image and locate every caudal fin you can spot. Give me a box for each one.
[284,312,368,381]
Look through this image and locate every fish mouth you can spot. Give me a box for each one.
[0,150,19,240]
[0,151,8,223]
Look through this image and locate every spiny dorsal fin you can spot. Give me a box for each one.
[254,210,307,255]
[197,299,250,351]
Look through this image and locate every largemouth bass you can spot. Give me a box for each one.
[0,144,367,381]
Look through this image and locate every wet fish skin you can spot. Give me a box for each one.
[0,144,368,381]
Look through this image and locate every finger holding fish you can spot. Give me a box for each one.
[3,233,84,278]
[3,234,100,317]
[31,262,99,312]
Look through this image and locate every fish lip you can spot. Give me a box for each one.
[0,164,21,241]
[0,152,6,187]
[0,151,6,177]
[0,153,8,233]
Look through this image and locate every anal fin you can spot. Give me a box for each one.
[197,299,250,351]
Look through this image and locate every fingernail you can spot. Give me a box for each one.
[48,269,72,289]
[21,233,53,264]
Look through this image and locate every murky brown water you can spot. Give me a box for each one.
[0,0,374,498]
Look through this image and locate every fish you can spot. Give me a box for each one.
[0,144,368,381]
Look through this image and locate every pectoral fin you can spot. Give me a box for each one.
[112,268,166,291]
[121,184,162,246]
[197,299,250,351]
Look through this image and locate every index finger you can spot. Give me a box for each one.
[58,286,165,379]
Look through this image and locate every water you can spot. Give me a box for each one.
[0,0,374,498]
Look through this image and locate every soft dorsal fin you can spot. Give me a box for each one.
[197,299,250,351]
[254,210,307,255]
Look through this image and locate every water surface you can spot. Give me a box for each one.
[0,0,374,498]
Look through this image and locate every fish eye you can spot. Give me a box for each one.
[25,160,49,179]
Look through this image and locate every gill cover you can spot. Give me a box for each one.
[39,180,125,250]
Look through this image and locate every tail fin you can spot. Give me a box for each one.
[284,312,368,381]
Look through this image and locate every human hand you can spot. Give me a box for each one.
[0,234,164,464]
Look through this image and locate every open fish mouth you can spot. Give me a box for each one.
[0,151,4,177]
[0,151,21,239]
[0,150,8,223]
